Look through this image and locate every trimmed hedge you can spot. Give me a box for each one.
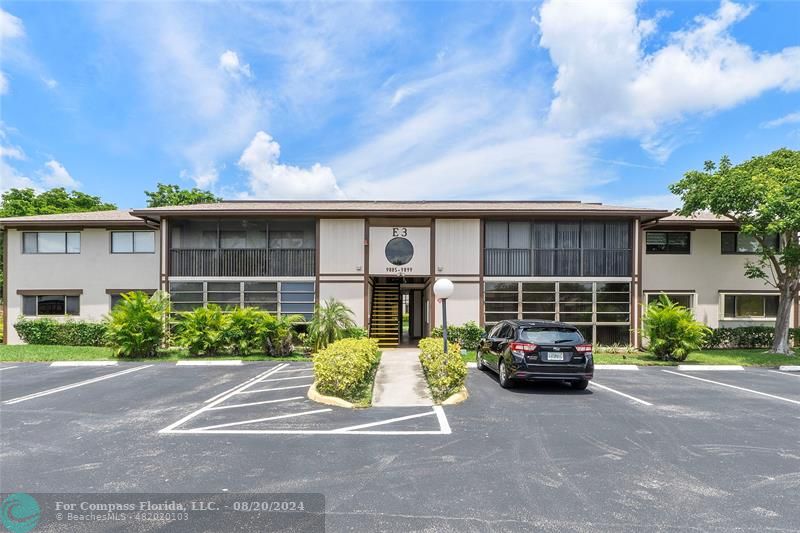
[418,337,467,402]
[430,321,484,351]
[14,318,107,346]
[703,326,800,349]
[313,338,380,403]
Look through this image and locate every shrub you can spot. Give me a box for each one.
[418,337,467,402]
[174,304,230,356]
[225,307,270,355]
[14,318,107,346]
[263,313,303,356]
[642,295,710,361]
[430,321,484,351]
[313,338,380,402]
[307,298,357,351]
[105,291,169,357]
[703,326,800,349]
[342,326,368,339]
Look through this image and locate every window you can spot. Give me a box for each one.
[22,294,80,316]
[484,281,631,344]
[721,232,780,254]
[269,231,305,249]
[111,231,155,253]
[168,281,314,320]
[22,232,80,254]
[109,290,156,309]
[646,232,690,254]
[723,294,779,319]
[484,220,631,277]
[645,292,694,309]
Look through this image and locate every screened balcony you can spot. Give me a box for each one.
[484,220,631,277]
[169,219,316,277]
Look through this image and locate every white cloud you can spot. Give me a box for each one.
[0,72,7,95]
[0,138,34,192]
[0,8,24,40]
[761,111,800,129]
[537,0,800,160]
[237,131,343,199]
[40,160,79,188]
[219,50,251,79]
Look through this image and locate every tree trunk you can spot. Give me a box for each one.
[771,283,795,355]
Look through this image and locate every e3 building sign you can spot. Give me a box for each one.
[369,227,430,276]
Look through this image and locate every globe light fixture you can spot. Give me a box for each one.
[433,278,455,353]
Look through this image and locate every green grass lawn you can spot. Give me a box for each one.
[0,344,311,363]
[463,348,797,367]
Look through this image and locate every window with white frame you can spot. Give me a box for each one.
[111,231,155,253]
[22,294,80,316]
[721,293,779,319]
[645,292,694,309]
[22,232,80,254]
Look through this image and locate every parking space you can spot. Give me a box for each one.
[1,362,799,531]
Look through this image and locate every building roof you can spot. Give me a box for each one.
[131,200,671,221]
[644,212,739,229]
[0,209,152,228]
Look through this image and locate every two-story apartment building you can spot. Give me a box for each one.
[2,201,797,347]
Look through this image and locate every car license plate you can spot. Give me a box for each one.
[546,352,565,362]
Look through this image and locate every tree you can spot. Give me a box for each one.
[144,183,221,207]
[308,298,357,351]
[0,188,116,217]
[669,148,800,355]
[0,188,117,297]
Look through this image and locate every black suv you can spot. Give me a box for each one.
[477,320,594,390]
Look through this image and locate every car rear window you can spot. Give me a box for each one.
[519,327,584,344]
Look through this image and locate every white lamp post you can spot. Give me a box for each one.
[433,278,455,353]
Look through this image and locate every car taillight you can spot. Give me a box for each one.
[575,344,593,353]
[510,342,537,356]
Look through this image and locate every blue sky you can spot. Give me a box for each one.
[1,0,798,209]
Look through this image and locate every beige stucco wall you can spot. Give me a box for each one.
[319,219,364,274]
[432,280,480,328]
[434,219,480,275]
[5,228,160,344]
[642,228,792,328]
[319,281,365,327]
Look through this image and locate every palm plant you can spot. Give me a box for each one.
[308,298,357,352]
[105,291,170,357]
[642,294,710,361]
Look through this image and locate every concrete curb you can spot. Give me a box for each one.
[176,360,243,366]
[440,386,469,406]
[307,381,356,409]
[778,366,800,372]
[466,362,477,368]
[677,364,743,371]
[50,361,118,366]
[594,364,639,370]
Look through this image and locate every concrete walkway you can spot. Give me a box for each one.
[372,348,433,407]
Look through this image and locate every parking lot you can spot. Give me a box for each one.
[1,361,799,531]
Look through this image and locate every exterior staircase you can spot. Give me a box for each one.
[369,282,401,348]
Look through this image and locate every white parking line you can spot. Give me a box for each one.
[207,396,305,411]
[176,360,242,366]
[595,365,639,370]
[677,365,743,371]
[769,370,800,378]
[160,363,289,433]
[779,366,800,372]
[590,381,653,406]
[332,410,436,432]
[257,375,314,383]
[237,384,310,394]
[663,370,800,405]
[189,409,332,431]
[0,366,19,372]
[3,365,153,405]
[274,367,313,374]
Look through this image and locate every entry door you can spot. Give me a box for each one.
[409,289,425,339]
